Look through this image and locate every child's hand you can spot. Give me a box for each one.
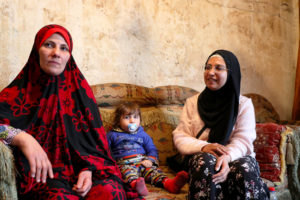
[141,159,153,168]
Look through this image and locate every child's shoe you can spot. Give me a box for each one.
[163,170,189,194]
[131,177,149,196]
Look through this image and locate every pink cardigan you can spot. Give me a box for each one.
[172,94,256,161]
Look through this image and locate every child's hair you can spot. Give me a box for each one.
[113,101,141,128]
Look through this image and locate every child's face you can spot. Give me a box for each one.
[120,112,141,133]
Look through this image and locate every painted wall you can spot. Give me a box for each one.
[0,0,299,120]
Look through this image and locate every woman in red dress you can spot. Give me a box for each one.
[0,24,139,200]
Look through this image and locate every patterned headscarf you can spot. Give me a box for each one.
[0,24,122,194]
[197,49,241,145]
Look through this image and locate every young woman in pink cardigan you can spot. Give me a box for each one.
[173,50,269,200]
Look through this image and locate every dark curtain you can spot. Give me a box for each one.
[292,3,300,120]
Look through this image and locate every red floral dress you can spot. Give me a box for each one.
[0,24,142,200]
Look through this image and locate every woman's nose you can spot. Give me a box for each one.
[51,47,60,57]
[207,67,216,74]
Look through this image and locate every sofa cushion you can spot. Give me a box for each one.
[154,85,198,105]
[244,93,280,123]
[254,123,293,186]
[255,123,281,182]
[91,83,199,108]
[91,83,156,107]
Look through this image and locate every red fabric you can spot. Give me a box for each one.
[19,177,136,200]
[35,27,72,52]
[254,123,284,182]
[0,24,127,196]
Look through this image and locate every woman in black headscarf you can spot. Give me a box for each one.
[173,50,269,199]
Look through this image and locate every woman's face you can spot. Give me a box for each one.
[204,56,228,91]
[39,33,70,76]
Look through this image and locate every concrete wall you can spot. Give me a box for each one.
[0,0,299,120]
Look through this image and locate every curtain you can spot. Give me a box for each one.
[292,3,300,120]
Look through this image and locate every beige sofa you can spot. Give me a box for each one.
[1,83,299,200]
[91,83,300,200]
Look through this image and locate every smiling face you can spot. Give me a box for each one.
[204,55,228,91]
[39,33,70,76]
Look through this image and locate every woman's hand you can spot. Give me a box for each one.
[72,170,92,197]
[212,155,231,184]
[11,132,53,183]
[202,143,229,158]
[141,159,153,168]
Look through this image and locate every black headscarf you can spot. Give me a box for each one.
[197,49,241,145]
